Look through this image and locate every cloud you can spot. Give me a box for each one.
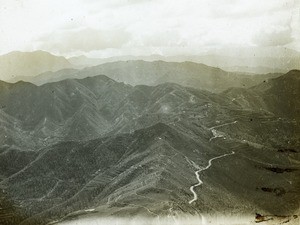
[252,26,294,47]
[208,0,295,19]
[36,28,130,53]
[0,0,299,55]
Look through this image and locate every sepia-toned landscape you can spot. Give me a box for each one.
[0,1,299,225]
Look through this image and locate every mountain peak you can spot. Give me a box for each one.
[0,51,72,81]
[4,50,57,58]
[269,69,300,84]
[283,69,300,79]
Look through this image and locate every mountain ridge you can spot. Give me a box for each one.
[7,60,282,93]
[0,70,298,225]
[0,51,73,81]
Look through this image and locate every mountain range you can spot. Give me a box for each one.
[0,68,299,225]
[67,53,299,74]
[9,60,282,93]
[1,49,299,84]
[0,51,72,81]
[67,46,300,73]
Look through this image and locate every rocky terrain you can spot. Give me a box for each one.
[0,68,299,225]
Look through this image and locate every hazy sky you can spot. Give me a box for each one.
[1,0,300,57]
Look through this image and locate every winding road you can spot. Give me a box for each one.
[208,120,238,130]
[189,151,235,204]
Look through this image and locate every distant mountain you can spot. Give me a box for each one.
[67,54,171,68]
[0,51,73,81]
[68,55,103,68]
[193,55,300,73]
[195,47,300,72]
[11,60,282,93]
[67,47,300,73]
[0,71,298,224]
[223,66,287,74]
[3,47,299,83]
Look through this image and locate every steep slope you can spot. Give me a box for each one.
[0,71,298,225]
[1,71,298,150]
[1,121,299,225]
[0,75,234,150]
[225,70,300,119]
[254,70,300,119]
[0,76,133,149]
[0,51,72,81]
